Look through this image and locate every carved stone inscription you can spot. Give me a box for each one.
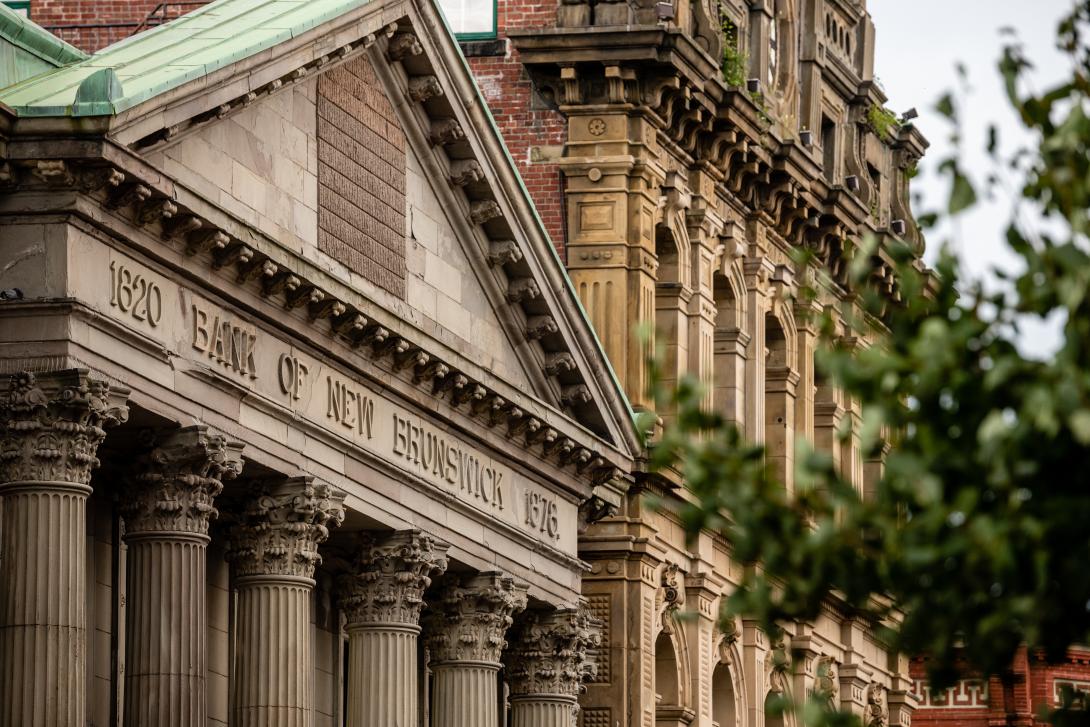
[391,410,504,514]
[191,302,259,379]
[84,248,576,553]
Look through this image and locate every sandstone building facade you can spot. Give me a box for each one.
[0,1,929,726]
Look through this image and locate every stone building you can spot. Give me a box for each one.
[454,1,930,727]
[0,1,639,726]
[0,1,930,727]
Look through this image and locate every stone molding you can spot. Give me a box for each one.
[504,606,602,697]
[123,425,244,537]
[339,529,450,627]
[424,571,528,664]
[227,476,346,579]
[0,369,129,485]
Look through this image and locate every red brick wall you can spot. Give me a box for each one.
[467,0,568,258]
[26,1,210,52]
[912,649,1090,727]
[317,57,408,299]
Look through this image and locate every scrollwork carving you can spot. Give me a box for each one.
[122,425,244,537]
[813,656,840,707]
[227,476,345,579]
[339,529,450,627]
[0,370,129,485]
[424,571,528,663]
[504,606,602,697]
[866,683,889,727]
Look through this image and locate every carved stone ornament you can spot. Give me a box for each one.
[339,530,450,627]
[866,683,889,727]
[656,563,686,632]
[227,477,346,580]
[424,571,529,664]
[504,606,602,697]
[766,636,791,695]
[0,370,129,486]
[813,656,840,707]
[122,425,244,537]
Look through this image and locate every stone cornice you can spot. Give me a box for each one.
[0,152,627,493]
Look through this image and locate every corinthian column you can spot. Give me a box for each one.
[424,572,528,727]
[228,477,345,727]
[121,425,244,727]
[0,370,128,727]
[504,607,601,727]
[339,530,449,727]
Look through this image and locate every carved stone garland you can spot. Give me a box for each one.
[424,572,529,727]
[339,530,450,727]
[504,607,602,727]
[0,369,129,727]
[121,425,244,727]
[866,683,889,727]
[228,477,346,727]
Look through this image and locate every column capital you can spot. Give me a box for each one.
[0,369,129,485]
[505,606,601,697]
[339,529,449,628]
[123,425,244,537]
[227,476,346,580]
[424,571,528,664]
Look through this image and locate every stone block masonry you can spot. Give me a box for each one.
[318,56,408,299]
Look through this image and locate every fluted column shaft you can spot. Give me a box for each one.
[509,696,579,727]
[124,532,208,726]
[234,577,315,727]
[122,425,243,727]
[0,370,128,727]
[347,624,420,726]
[228,477,345,727]
[424,572,528,727]
[339,530,449,727]
[431,661,502,727]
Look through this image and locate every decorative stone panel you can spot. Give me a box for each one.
[317,55,407,297]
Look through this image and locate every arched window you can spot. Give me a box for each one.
[764,312,796,489]
[655,632,681,706]
[654,224,686,407]
[713,273,746,428]
[712,662,737,727]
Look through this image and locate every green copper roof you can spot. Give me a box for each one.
[0,3,87,90]
[0,0,369,116]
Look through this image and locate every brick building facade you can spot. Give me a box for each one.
[911,651,1090,727]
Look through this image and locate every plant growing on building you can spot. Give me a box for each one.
[866,103,900,141]
[647,4,1090,726]
[720,15,748,88]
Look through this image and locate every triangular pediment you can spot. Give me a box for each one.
[2,0,639,456]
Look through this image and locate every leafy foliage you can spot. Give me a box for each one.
[649,3,1090,724]
[866,103,900,142]
[721,15,748,88]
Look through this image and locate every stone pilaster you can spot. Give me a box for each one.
[339,530,449,727]
[425,572,529,727]
[504,607,601,727]
[121,425,244,727]
[228,476,345,727]
[0,370,128,727]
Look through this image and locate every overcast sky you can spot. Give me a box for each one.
[868,0,1073,353]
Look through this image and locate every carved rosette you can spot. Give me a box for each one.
[0,370,129,485]
[424,572,528,664]
[227,477,346,579]
[123,425,244,537]
[339,530,450,627]
[866,683,889,727]
[504,606,602,697]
